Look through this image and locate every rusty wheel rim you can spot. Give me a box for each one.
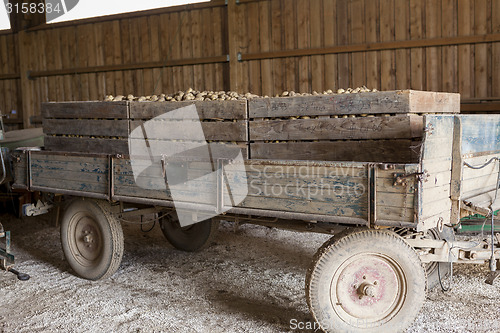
[68,212,103,267]
[331,252,407,328]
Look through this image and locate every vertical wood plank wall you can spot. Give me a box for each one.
[0,0,499,129]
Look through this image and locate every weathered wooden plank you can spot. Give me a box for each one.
[420,184,450,204]
[423,114,455,139]
[31,168,107,184]
[421,198,452,219]
[43,119,129,137]
[309,0,323,93]
[42,102,129,119]
[377,206,415,223]
[350,0,365,89]
[421,170,452,189]
[457,0,472,98]
[409,0,423,90]
[235,195,367,218]
[493,0,500,97]
[250,115,424,141]
[474,0,488,98]
[32,176,107,193]
[460,115,500,156]
[421,137,454,160]
[441,0,457,93]
[129,120,248,142]
[366,0,380,90]
[44,136,128,154]
[129,100,247,120]
[323,0,337,91]
[247,2,262,95]
[250,140,420,163]
[376,192,415,209]
[249,90,460,118]
[336,0,350,89]
[425,0,441,92]
[395,0,410,89]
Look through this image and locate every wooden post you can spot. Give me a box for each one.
[9,0,46,128]
[227,0,241,92]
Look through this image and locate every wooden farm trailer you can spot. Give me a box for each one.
[3,90,500,332]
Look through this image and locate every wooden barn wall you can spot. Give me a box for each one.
[0,0,499,129]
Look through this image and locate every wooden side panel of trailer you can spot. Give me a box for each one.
[418,115,454,231]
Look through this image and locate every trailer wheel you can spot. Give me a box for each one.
[61,199,123,280]
[424,227,455,290]
[306,229,426,333]
[159,213,219,252]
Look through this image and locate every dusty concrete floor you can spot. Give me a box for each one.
[0,213,499,333]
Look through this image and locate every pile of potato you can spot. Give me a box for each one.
[105,86,377,102]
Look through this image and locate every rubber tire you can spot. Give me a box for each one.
[159,213,219,252]
[425,226,455,290]
[61,199,123,280]
[306,229,427,333]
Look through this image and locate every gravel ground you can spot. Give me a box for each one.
[0,213,499,333]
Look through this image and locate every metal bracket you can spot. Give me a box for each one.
[237,52,242,62]
[393,172,426,186]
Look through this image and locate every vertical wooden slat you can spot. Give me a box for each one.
[337,0,349,89]
[112,20,124,95]
[474,0,488,98]
[395,0,410,89]
[181,10,194,91]
[271,0,284,95]
[84,24,98,101]
[297,0,311,93]
[149,15,162,95]
[237,3,250,93]
[410,0,424,90]
[0,36,8,116]
[129,19,143,96]
[158,13,173,94]
[493,0,500,97]
[102,21,115,96]
[425,0,442,92]
[259,1,273,96]
[458,0,472,97]
[18,31,36,127]
[37,31,49,104]
[380,0,395,90]
[441,0,457,93]
[284,0,297,92]
[310,0,323,93]
[76,25,90,100]
[365,0,379,90]
[44,29,57,102]
[323,0,337,91]
[171,12,184,93]
[191,10,204,91]
[248,2,261,95]
[93,23,106,100]
[201,8,215,92]
[139,16,154,95]
[59,27,73,101]
[120,19,134,95]
[350,0,365,88]
[213,6,225,91]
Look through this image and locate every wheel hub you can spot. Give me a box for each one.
[331,253,406,326]
[72,215,103,264]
